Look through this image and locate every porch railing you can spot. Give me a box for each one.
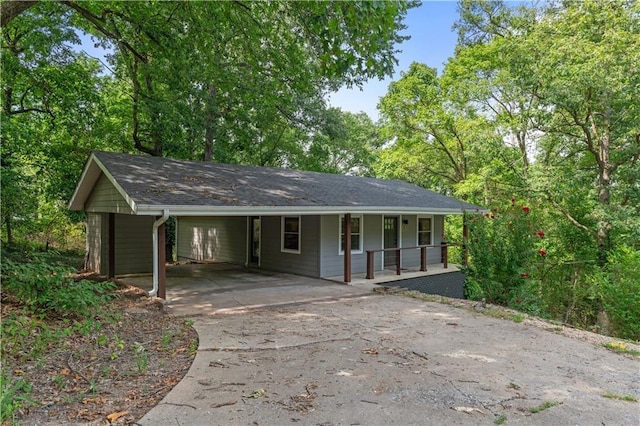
[365,243,456,280]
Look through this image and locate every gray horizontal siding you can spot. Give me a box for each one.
[85,174,133,214]
[114,214,154,275]
[177,216,247,264]
[260,216,320,277]
[320,214,381,277]
[85,212,102,273]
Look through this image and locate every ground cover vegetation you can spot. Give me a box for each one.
[0,0,638,420]
[0,246,197,424]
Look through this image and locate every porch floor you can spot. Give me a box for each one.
[325,263,460,286]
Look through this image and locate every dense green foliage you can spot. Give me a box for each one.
[463,201,545,311]
[0,248,117,423]
[376,0,639,339]
[1,251,115,318]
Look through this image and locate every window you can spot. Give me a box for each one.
[418,217,432,246]
[281,216,301,253]
[340,215,363,254]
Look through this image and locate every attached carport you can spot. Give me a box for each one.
[118,262,374,316]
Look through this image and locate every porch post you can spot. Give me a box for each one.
[108,213,115,278]
[366,251,374,279]
[344,213,351,283]
[157,222,167,299]
[420,246,427,271]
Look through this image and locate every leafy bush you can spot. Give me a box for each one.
[1,257,115,318]
[592,246,640,341]
[463,200,546,309]
[537,260,600,330]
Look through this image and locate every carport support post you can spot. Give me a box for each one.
[157,222,167,299]
[108,213,115,278]
[344,213,351,283]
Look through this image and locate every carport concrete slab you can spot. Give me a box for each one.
[118,263,374,317]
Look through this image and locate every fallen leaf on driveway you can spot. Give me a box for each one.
[362,348,379,355]
[452,406,485,414]
[106,411,129,422]
[246,388,267,398]
[211,400,237,408]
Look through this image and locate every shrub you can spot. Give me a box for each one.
[463,201,545,309]
[1,257,115,319]
[0,369,33,424]
[592,246,640,341]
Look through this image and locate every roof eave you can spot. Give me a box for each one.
[134,205,480,216]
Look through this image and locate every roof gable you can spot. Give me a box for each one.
[70,151,483,215]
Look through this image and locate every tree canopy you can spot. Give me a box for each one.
[1,0,416,245]
[374,0,639,338]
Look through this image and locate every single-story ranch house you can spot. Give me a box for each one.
[69,151,481,298]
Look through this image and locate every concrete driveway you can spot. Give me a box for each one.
[134,278,640,425]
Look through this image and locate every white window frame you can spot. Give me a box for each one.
[281,216,301,254]
[339,214,363,255]
[417,215,434,246]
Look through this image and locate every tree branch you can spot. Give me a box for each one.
[61,1,148,64]
[0,0,38,27]
[544,191,596,238]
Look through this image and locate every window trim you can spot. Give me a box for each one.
[339,214,363,255]
[417,215,434,246]
[281,216,301,254]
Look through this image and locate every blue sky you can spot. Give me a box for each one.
[327,0,459,121]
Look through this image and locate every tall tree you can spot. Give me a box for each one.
[3,0,417,160]
[526,0,640,260]
[449,0,640,261]
[376,62,512,203]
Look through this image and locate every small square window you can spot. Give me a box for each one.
[282,216,301,253]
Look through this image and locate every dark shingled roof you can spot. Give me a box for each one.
[85,151,482,212]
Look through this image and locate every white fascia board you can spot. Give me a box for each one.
[134,204,478,217]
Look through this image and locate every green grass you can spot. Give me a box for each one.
[494,414,507,424]
[529,400,560,413]
[602,392,638,402]
[483,307,526,323]
[603,342,640,357]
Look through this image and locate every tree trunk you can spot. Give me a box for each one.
[4,215,13,245]
[203,83,217,162]
[596,151,613,265]
[595,109,613,266]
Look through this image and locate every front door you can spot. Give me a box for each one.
[383,216,398,268]
[249,216,260,265]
